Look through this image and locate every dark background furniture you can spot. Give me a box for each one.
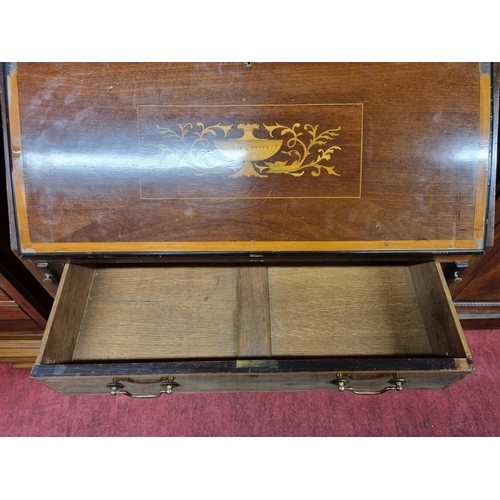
[0,71,53,367]
[451,62,500,327]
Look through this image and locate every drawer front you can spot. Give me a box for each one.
[33,364,472,396]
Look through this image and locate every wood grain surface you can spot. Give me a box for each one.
[32,261,472,393]
[269,265,432,356]
[5,62,490,255]
[409,262,468,357]
[73,267,238,360]
[0,275,46,367]
[0,273,47,327]
[0,303,30,320]
[453,195,500,302]
[39,262,467,363]
[38,264,95,364]
[237,267,271,357]
[33,365,472,395]
[0,339,41,358]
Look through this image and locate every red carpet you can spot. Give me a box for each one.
[1,329,499,437]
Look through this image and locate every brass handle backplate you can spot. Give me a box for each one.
[106,378,179,398]
[332,376,406,395]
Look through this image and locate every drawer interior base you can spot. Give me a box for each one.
[38,262,468,365]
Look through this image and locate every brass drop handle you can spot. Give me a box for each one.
[333,376,406,395]
[106,378,179,398]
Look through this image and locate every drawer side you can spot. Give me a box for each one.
[409,262,469,358]
[36,265,95,364]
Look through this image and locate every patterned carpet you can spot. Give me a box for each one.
[1,329,499,437]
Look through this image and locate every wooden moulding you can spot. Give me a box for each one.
[32,357,467,377]
[0,304,30,320]
[0,339,42,359]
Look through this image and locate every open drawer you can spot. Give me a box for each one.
[31,262,473,396]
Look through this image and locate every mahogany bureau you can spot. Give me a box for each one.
[1,62,496,397]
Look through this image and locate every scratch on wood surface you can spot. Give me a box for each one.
[133,76,137,109]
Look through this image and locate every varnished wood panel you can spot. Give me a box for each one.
[0,331,42,366]
[0,331,43,340]
[0,339,41,358]
[450,190,500,301]
[0,318,41,332]
[1,84,55,311]
[0,303,29,320]
[5,62,490,256]
[454,247,500,302]
[449,71,500,323]
[0,273,47,328]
